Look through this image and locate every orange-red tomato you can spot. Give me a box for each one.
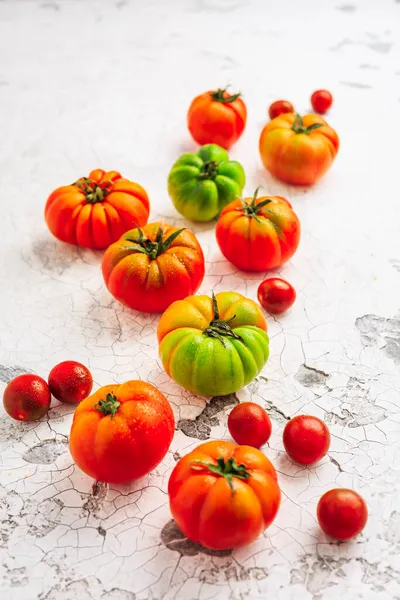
[228,402,272,448]
[259,113,339,185]
[283,415,330,465]
[69,380,175,484]
[187,88,247,150]
[311,89,333,114]
[317,489,368,540]
[215,189,300,271]
[48,361,93,405]
[3,374,51,421]
[45,169,150,249]
[102,222,205,313]
[168,440,280,550]
[257,277,296,314]
[269,100,294,120]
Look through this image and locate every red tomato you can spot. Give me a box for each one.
[317,489,368,540]
[269,100,294,120]
[311,90,333,114]
[187,88,247,150]
[3,374,51,421]
[228,402,272,448]
[283,415,330,465]
[48,361,93,405]
[257,278,296,314]
[215,189,300,272]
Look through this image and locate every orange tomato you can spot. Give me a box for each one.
[102,222,205,313]
[215,189,300,271]
[45,169,150,249]
[69,380,175,484]
[187,88,247,150]
[259,113,339,185]
[168,440,280,550]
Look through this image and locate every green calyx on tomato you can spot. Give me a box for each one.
[203,292,244,345]
[210,88,241,104]
[198,160,219,180]
[191,456,250,494]
[94,393,120,419]
[291,113,324,135]
[126,225,185,260]
[75,178,114,204]
[238,187,272,221]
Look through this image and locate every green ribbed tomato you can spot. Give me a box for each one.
[167,144,245,222]
[157,292,269,397]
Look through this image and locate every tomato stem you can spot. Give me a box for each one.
[203,292,244,345]
[94,393,120,419]
[198,160,219,180]
[125,224,185,260]
[291,113,324,135]
[238,187,272,222]
[210,88,241,104]
[75,178,114,204]
[191,456,251,494]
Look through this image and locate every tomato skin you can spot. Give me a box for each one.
[45,169,150,249]
[187,89,247,150]
[48,361,93,405]
[259,113,339,185]
[257,278,296,314]
[3,374,51,421]
[168,144,245,222]
[102,222,205,313]
[283,415,330,465]
[269,100,294,120]
[317,489,368,540]
[228,402,272,448]
[69,380,175,484]
[311,89,333,114]
[216,194,300,271]
[168,440,280,550]
[157,291,269,397]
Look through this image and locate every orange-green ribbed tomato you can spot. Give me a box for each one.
[157,291,269,397]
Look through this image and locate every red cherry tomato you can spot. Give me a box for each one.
[48,361,93,405]
[283,415,330,465]
[257,278,296,315]
[3,374,51,421]
[268,100,294,120]
[311,90,333,114]
[228,402,272,448]
[317,489,368,540]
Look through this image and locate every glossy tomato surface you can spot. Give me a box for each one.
[228,402,272,448]
[311,89,333,114]
[257,278,296,314]
[317,488,368,540]
[3,374,51,421]
[48,361,93,405]
[283,415,331,465]
[269,100,294,120]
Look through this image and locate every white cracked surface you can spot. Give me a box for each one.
[1,0,400,598]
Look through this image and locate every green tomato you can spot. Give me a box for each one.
[167,144,246,222]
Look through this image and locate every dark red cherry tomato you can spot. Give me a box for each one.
[311,90,333,114]
[3,374,51,421]
[268,100,294,120]
[48,361,93,405]
[257,277,296,314]
[228,402,272,448]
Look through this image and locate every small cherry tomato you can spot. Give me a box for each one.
[3,374,51,421]
[48,361,93,405]
[228,402,272,448]
[268,100,294,120]
[257,278,296,314]
[283,415,330,465]
[317,488,368,540]
[311,90,333,114]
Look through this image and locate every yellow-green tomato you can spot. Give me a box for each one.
[157,291,269,397]
[167,144,245,222]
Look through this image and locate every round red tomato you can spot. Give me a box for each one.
[283,415,330,465]
[215,189,300,271]
[228,402,272,448]
[257,278,296,314]
[311,90,333,114]
[269,100,294,120]
[3,374,51,421]
[317,489,368,540]
[187,88,247,150]
[48,361,93,405]
[102,222,205,313]
[168,440,280,550]
[45,169,150,249]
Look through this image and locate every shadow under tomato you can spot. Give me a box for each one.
[161,519,232,557]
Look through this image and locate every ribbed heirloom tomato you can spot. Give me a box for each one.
[102,222,205,313]
[168,144,245,222]
[168,440,280,550]
[187,88,247,150]
[216,189,300,271]
[158,291,269,396]
[69,380,175,484]
[45,169,150,249]
[259,113,339,185]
